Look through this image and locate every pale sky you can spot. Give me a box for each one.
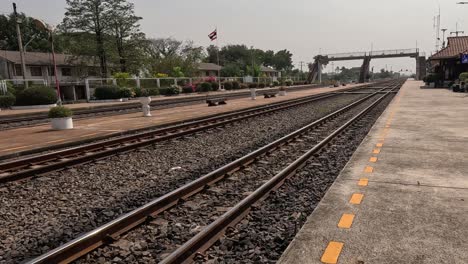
[2,0,466,74]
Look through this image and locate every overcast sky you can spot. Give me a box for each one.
[2,0,466,74]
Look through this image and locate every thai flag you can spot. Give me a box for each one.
[208,29,217,41]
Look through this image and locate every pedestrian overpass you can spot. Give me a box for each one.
[308,48,426,83]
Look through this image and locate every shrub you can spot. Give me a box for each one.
[16,86,57,106]
[211,82,219,91]
[48,106,73,118]
[240,83,249,89]
[272,81,280,87]
[182,85,196,93]
[232,81,240,90]
[119,87,133,98]
[0,93,16,108]
[285,79,293,86]
[159,85,180,96]
[198,82,212,92]
[223,82,233,90]
[94,85,122,100]
[258,83,266,88]
[135,88,160,97]
[248,83,258,88]
[459,72,468,82]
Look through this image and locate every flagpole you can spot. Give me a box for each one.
[216,26,221,90]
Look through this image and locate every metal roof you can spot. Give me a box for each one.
[0,50,98,66]
[430,36,468,60]
[197,62,222,71]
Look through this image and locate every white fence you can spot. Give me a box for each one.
[84,76,304,101]
[0,80,7,95]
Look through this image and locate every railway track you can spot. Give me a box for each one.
[0,82,394,184]
[25,79,404,264]
[0,84,327,131]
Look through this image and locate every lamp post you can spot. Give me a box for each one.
[32,18,61,105]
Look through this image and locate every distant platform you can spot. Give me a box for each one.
[0,84,363,157]
[278,80,468,264]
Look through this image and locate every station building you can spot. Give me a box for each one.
[0,50,101,101]
[429,36,468,81]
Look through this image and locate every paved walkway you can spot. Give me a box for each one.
[278,80,468,264]
[0,84,363,157]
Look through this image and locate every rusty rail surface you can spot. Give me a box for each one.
[25,80,404,264]
[0,83,381,184]
[160,84,402,264]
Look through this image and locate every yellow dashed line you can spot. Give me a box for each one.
[350,193,364,204]
[376,143,383,147]
[321,241,344,264]
[364,166,374,173]
[373,148,381,154]
[369,157,378,163]
[338,214,355,229]
[358,178,369,186]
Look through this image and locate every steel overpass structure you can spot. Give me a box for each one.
[308,48,426,83]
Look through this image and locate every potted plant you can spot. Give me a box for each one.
[49,106,73,130]
[279,86,287,96]
[138,88,152,117]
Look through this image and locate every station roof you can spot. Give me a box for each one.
[0,50,99,66]
[260,65,278,72]
[430,36,468,60]
[197,62,222,71]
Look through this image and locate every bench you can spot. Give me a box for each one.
[263,90,279,98]
[206,98,227,106]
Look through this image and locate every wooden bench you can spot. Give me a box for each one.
[263,90,279,98]
[206,98,227,106]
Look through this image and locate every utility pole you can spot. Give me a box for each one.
[441,29,448,48]
[298,61,305,80]
[13,3,28,88]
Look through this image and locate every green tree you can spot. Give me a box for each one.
[272,49,293,71]
[148,38,204,77]
[0,13,57,52]
[62,0,114,77]
[108,0,144,73]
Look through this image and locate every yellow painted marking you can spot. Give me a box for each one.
[369,157,378,163]
[321,241,344,264]
[350,193,364,204]
[358,178,369,186]
[364,166,374,173]
[338,213,355,229]
[376,143,383,147]
[373,148,381,154]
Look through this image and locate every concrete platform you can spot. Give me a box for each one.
[278,80,468,264]
[0,84,363,157]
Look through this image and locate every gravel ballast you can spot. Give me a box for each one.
[0,93,367,264]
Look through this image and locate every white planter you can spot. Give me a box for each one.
[51,117,73,130]
[279,90,287,96]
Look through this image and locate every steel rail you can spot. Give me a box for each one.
[0,83,384,184]
[159,86,400,264]
[24,81,402,264]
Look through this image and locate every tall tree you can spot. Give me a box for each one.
[62,0,113,77]
[0,13,56,52]
[108,0,143,72]
[148,37,204,77]
[272,49,293,71]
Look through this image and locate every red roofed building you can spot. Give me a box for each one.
[429,36,468,81]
